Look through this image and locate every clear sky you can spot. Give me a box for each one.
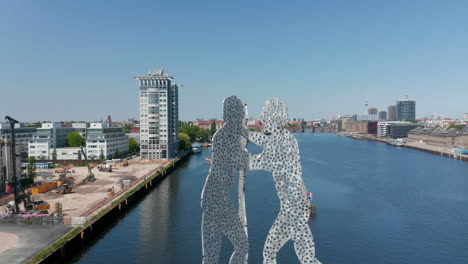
[1,0,467,122]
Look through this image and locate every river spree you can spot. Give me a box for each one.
[72,133,468,264]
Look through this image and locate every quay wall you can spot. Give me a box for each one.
[340,133,468,162]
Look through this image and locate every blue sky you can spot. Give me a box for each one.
[0,0,467,121]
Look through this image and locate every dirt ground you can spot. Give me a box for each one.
[0,159,168,217]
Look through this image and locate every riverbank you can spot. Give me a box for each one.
[338,132,468,162]
[24,152,191,264]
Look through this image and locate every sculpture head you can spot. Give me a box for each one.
[261,98,288,134]
[223,96,245,123]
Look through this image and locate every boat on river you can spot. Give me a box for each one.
[388,140,404,147]
[192,143,202,153]
[453,148,468,155]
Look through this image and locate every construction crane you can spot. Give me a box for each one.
[80,146,95,181]
[4,115,20,213]
[3,116,49,214]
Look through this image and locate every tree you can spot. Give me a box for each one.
[52,148,57,164]
[68,132,85,147]
[100,149,105,160]
[179,132,191,151]
[210,120,217,136]
[115,150,122,158]
[129,138,139,153]
[122,123,132,133]
[27,157,37,179]
[448,124,466,130]
[179,125,210,142]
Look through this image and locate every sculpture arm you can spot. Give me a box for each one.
[248,131,267,147]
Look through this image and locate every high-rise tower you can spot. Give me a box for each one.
[396,98,416,120]
[388,105,396,121]
[135,69,179,159]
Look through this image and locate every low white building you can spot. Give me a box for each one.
[28,122,129,160]
[55,147,82,160]
[28,123,74,160]
[85,123,129,160]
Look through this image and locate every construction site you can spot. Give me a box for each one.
[0,116,173,263]
[0,155,170,263]
[0,158,168,217]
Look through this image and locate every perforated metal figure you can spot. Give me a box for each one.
[249,98,320,264]
[201,96,249,264]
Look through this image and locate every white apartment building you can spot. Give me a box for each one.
[85,122,129,160]
[0,123,37,157]
[135,69,179,159]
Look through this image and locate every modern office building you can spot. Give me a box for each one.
[378,111,387,121]
[28,123,75,160]
[377,121,422,138]
[28,122,129,160]
[377,122,390,137]
[387,122,422,139]
[72,123,89,138]
[85,122,129,159]
[135,69,179,159]
[396,99,416,120]
[388,105,397,121]
[0,123,37,157]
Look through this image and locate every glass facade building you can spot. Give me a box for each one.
[396,99,416,120]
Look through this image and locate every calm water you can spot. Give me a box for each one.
[72,133,468,264]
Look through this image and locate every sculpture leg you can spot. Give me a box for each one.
[293,224,321,264]
[202,211,222,264]
[220,203,249,264]
[263,216,290,264]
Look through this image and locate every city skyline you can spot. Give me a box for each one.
[1,1,468,121]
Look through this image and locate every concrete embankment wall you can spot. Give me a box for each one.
[340,133,468,162]
[403,145,468,161]
[33,153,191,264]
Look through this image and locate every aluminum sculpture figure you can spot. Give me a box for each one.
[201,96,249,264]
[249,98,321,264]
